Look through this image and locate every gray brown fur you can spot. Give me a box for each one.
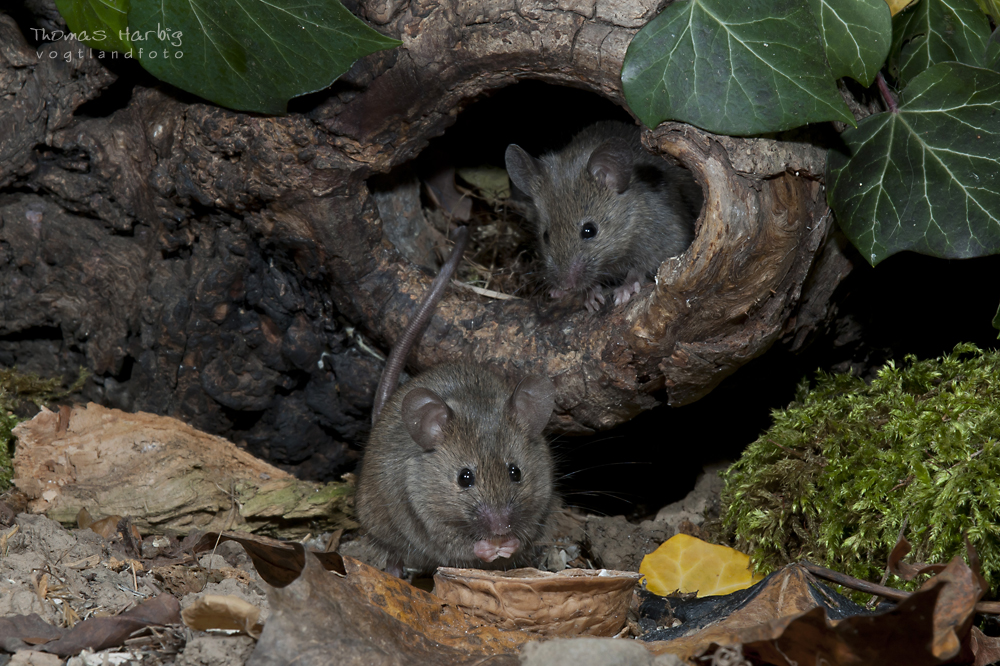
[356,363,556,572]
[505,121,701,307]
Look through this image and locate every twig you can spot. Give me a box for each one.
[802,561,1000,614]
[803,561,909,602]
[450,280,521,301]
[768,438,805,459]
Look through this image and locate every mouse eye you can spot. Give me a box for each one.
[542,230,550,244]
[580,222,598,239]
[458,468,476,488]
[508,464,521,483]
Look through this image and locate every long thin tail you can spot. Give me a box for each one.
[371,226,470,424]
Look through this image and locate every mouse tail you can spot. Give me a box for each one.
[371,225,470,424]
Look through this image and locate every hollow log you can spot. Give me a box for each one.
[0,0,851,477]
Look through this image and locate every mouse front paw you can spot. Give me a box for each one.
[612,273,644,306]
[584,287,606,312]
[474,536,522,562]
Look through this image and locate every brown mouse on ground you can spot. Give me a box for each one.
[505,121,702,312]
[356,227,557,576]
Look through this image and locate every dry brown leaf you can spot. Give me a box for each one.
[969,626,1000,666]
[77,512,143,547]
[181,594,263,638]
[75,507,94,530]
[191,531,345,587]
[740,590,942,666]
[433,567,641,637]
[250,552,525,666]
[888,535,947,580]
[915,555,983,660]
[738,561,983,666]
[645,555,984,666]
[0,594,180,656]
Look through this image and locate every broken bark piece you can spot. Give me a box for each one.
[12,404,355,537]
[432,567,641,637]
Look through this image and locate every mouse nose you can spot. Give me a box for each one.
[561,256,584,291]
[476,505,512,536]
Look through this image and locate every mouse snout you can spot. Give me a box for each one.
[476,505,513,536]
[557,255,586,292]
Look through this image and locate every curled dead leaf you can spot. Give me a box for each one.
[887,535,947,581]
[432,567,641,637]
[181,594,264,638]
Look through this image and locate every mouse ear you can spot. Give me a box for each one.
[401,388,452,451]
[508,375,555,436]
[588,138,633,194]
[505,144,543,196]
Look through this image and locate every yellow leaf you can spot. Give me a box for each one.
[884,0,918,15]
[639,534,764,597]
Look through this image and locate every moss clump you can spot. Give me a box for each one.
[718,343,1000,595]
[0,367,88,490]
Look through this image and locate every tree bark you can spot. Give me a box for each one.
[0,0,851,477]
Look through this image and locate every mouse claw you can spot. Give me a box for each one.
[584,288,605,312]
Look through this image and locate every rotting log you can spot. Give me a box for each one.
[0,0,852,479]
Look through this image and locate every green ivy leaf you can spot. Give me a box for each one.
[128,0,401,115]
[827,62,1000,266]
[808,0,892,86]
[890,0,990,87]
[54,0,132,52]
[621,0,854,135]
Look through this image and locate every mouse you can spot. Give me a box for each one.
[356,227,557,576]
[505,120,701,312]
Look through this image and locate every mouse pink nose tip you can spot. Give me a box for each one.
[477,505,512,536]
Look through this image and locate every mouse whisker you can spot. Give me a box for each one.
[556,460,653,481]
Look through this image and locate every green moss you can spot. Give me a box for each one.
[0,367,88,491]
[718,343,1000,595]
